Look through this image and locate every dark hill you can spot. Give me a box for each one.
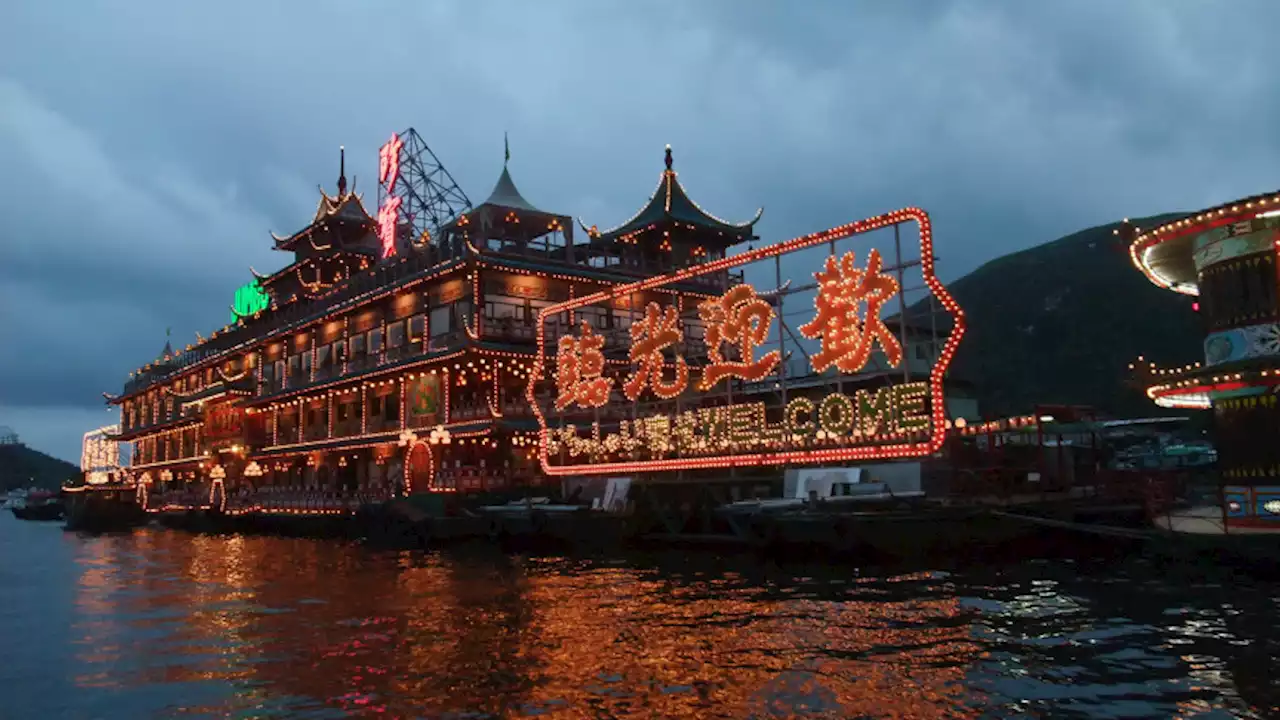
[0,444,79,491]
[925,213,1204,417]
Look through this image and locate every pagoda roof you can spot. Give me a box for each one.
[272,187,376,252]
[479,165,544,214]
[580,145,762,245]
[146,333,178,366]
[442,160,573,242]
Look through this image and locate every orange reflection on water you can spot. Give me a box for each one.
[67,532,985,717]
[47,525,1280,718]
[514,564,981,718]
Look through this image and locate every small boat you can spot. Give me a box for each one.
[11,491,65,521]
[62,482,149,532]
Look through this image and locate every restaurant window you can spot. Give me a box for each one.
[301,351,312,376]
[430,306,451,337]
[408,314,425,343]
[384,394,400,423]
[455,300,473,329]
[350,334,366,361]
[306,408,316,426]
[288,355,301,378]
[368,327,384,355]
[337,402,349,423]
[387,321,406,349]
[317,343,333,370]
[371,394,383,417]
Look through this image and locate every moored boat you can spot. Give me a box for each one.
[62,481,149,532]
[11,490,65,522]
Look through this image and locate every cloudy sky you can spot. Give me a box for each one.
[2,1,1278,462]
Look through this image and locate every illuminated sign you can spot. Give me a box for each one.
[527,207,965,476]
[377,132,405,259]
[230,279,271,323]
[203,403,245,443]
[82,425,121,485]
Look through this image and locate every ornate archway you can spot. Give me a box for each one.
[406,442,434,494]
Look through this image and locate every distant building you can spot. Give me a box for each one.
[1124,193,1280,528]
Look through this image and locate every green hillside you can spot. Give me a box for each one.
[0,443,79,491]
[934,213,1204,417]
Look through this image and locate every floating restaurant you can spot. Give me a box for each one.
[102,132,793,515]
[1126,192,1280,533]
[94,127,983,526]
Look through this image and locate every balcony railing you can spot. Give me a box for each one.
[121,242,746,399]
[122,251,457,396]
[383,344,415,364]
[312,363,341,383]
[152,488,392,514]
[346,354,378,374]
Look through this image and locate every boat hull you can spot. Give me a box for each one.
[64,491,148,532]
[11,503,65,522]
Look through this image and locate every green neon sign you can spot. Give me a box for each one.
[230,279,271,322]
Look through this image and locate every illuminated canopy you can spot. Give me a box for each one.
[1128,189,1280,295]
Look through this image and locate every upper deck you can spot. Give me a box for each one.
[110,142,758,445]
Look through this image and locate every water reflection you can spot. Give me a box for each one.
[1,518,1275,718]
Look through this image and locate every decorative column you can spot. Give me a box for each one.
[379,319,387,365]
[342,316,350,376]
[327,392,335,439]
[399,377,407,431]
[472,268,483,338]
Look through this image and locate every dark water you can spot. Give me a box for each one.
[1,515,1276,719]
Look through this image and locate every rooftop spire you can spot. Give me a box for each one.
[664,144,673,171]
[160,327,174,362]
[504,132,510,167]
[336,145,347,196]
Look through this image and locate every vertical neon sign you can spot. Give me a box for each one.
[378,133,405,259]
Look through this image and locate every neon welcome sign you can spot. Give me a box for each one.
[526,207,966,476]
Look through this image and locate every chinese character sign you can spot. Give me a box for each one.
[799,248,902,374]
[623,303,689,401]
[377,195,402,259]
[531,207,965,476]
[377,133,405,260]
[379,133,404,190]
[698,285,781,390]
[555,322,613,410]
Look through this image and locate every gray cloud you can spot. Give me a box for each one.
[3,0,1279,461]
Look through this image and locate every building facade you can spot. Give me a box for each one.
[108,144,762,514]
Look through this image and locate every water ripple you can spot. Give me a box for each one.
[1,517,1277,718]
